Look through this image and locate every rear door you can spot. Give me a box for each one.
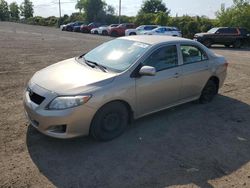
[135,45,182,116]
[216,28,238,43]
[179,44,211,99]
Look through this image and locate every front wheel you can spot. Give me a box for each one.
[111,31,119,37]
[102,30,108,35]
[199,80,218,104]
[129,32,136,35]
[203,39,212,48]
[90,102,129,141]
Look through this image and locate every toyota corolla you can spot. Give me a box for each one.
[23,36,228,141]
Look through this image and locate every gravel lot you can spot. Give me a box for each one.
[0,22,250,188]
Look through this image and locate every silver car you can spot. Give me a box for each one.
[23,36,228,141]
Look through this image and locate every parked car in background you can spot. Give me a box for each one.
[73,24,86,32]
[144,26,182,37]
[91,25,108,34]
[60,24,66,31]
[194,27,250,48]
[125,25,159,36]
[108,23,136,37]
[64,21,85,32]
[80,22,102,33]
[91,24,119,35]
[24,35,228,141]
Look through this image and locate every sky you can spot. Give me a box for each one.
[6,0,234,19]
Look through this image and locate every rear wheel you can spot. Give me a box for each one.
[224,44,230,48]
[90,102,129,141]
[94,30,98,34]
[111,31,119,37]
[233,40,241,48]
[199,80,218,104]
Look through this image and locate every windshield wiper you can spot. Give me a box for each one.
[79,56,107,72]
[86,60,107,72]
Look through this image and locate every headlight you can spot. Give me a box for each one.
[48,95,91,110]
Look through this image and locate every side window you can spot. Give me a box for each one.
[181,45,208,64]
[228,28,237,34]
[143,45,178,71]
[144,26,154,30]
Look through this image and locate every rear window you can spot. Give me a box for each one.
[239,28,249,35]
[181,45,208,64]
[144,26,157,30]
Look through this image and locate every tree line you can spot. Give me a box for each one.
[0,0,33,21]
[0,0,250,38]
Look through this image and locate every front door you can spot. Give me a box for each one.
[135,45,182,116]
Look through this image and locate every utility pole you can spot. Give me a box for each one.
[118,0,121,24]
[58,0,62,27]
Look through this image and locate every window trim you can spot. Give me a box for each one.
[180,44,209,65]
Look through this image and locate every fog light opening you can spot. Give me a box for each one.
[48,125,67,133]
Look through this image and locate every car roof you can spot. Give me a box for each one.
[120,35,192,45]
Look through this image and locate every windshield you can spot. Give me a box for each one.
[207,28,218,33]
[136,26,144,30]
[83,39,151,72]
[153,27,161,32]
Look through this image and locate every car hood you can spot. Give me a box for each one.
[195,32,212,37]
[30,58,117,95]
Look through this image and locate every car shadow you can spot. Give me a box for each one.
[26,95,250,188]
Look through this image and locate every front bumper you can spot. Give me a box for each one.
[23,84,97,139]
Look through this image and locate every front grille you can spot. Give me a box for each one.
[28,89,45,105]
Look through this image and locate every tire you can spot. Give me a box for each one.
[199,80,218,104]
[90,102,129,141]
[102,30,108,35]
[225,44,230,48]
[111,31,119,37]
[203,39,212,48]
[82,29,88,33]
[233,40,241,48]
[94,31,98,34]
[129,32,136,36]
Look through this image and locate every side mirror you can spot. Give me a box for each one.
[139,66,156,76]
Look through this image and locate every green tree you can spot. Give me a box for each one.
[20,0,33,19]
[136,0,170,26]
[69,12,85,22]
[0,0,9,21]
[139,0,170,14]
[216,0,250,30]
[154,11,169,25]
[75,0,84,13]
[135,13,156,25]
[104,5,115,15]
[9,2,19,21]
[76,0,105,22]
